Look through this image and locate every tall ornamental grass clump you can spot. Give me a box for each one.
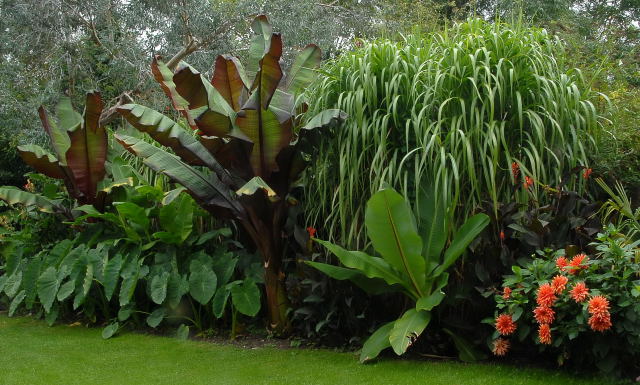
[304,18,601,249]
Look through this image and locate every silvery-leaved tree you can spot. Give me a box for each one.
[114,15,345,334]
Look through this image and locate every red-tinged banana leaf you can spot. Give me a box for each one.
[235,107,292,177]
[283,44,322,94]
[117,104,240,188]
[17,144,65,179]
[56,96,83,131]
[65,91,107,202]
[0,186,58,213]
[212,55,249,111]
[38,106,70,164]
[200,136,253,181]
[114,133,243,215]
[235,176,278,200]
[246,15,273,79]
[152,56,190,111]
[246,33,283,111]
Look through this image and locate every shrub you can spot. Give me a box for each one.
[304,18,602,250]
[490,225,640,374]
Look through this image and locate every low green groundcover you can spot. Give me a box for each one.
[0,315,624,385]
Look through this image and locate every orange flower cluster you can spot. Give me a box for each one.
[524,176,534,190]
[492,338,510,356]
[570,282,589,303]
[495,314,517,336]
[551,275,568,294]
[588,296,612,332]
[511,162,520,181]
[567,253,588,275]
[556,256,568,272]
[502,287,512,299]
[536,283,557,307]
[582,168,593,180]
[538,323,552,345]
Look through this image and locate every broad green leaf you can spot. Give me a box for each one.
[234,107,291,178]
[147,308,166,328]
[230,279,261,317]
[314,239,406,288]
[103,254,123,301]
[115,202,150,232]
[247,33,283,111]
[162,187,187,205]
[0,187,57,213]
[417,185,447,262]
[247,15,273,78]
[365,189,425,296]
[359,321,394,363]
[415,291,445,312]
[212,287,231,318]
[102,322,119,339]
[302,109,347,131]
[5,271,22,298]
[150,272,170,305]
[158,193,193,244]
[433,213,490,277]
[176,324,190,340]
[17,144,65,179]
[284,44,321,94]
[45,304,59,325]
[166,272,188,309]
[82,263,94,296]
[118,306,133,321]
[8,290,26,316]
[37,267,60,313]
[56,96,82,131]
[442,328,487,362]
[114,134,239,213]
[65,91,107,201]
[119,264,140,307]
[306,261,400,295]
[23,256,42,309]
[57,280,75,301]
[389,309,431,355]
[189,268,217,305]
[211,253,237,287]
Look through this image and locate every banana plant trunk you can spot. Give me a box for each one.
[241,207,291,336]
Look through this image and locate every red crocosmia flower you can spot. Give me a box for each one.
[306,227,317,238]
[492,338,510,356]
[502,287,512,300]
[555,256,568,272]
[495,314,517,336]
[538,324,552,345]
[533,306,555,325]
[551,275,569,294]
[499,230,505,241]
[570,282,589,303]
[524,176,534,190]
[536,283,557,307]
[568,253,588,275]
[511,162,520,181]
[583,168,593,180]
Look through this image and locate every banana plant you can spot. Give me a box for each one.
[308,187,490,362]
[0,92,108,214]
[114,15,345,334]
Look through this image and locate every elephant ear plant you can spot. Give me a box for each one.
[0,92,108,217]
[114,15,345,334]
[308,187,489,362]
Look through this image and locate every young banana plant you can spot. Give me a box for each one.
[308,187,489,362]
[0,92,108,217]
[114,15,345,334]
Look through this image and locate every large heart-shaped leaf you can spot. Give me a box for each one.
[230,279,261,317]
[365,189,425,297]
[103,254,123,301]
[150,272,170,305]
[37,267,60,313]
[189,268,217,305]
[158,193,193,244]
[389,309,431,355]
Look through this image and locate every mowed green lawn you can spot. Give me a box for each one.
[0,315,623,385]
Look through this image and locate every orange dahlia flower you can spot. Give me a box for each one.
[551,275,568,294]
[538,323,552,345]
[495,313,517,336]
[536,283,557,307]
[588,313,612,332]
[588,296,610,316]
[502,287,512,300]
[555,256,568,272]
[568,253,588,275]
[533,306,555,325]
[570,282,589,303]
[492,338,510,356]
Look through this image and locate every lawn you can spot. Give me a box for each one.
[0,315,623,385]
